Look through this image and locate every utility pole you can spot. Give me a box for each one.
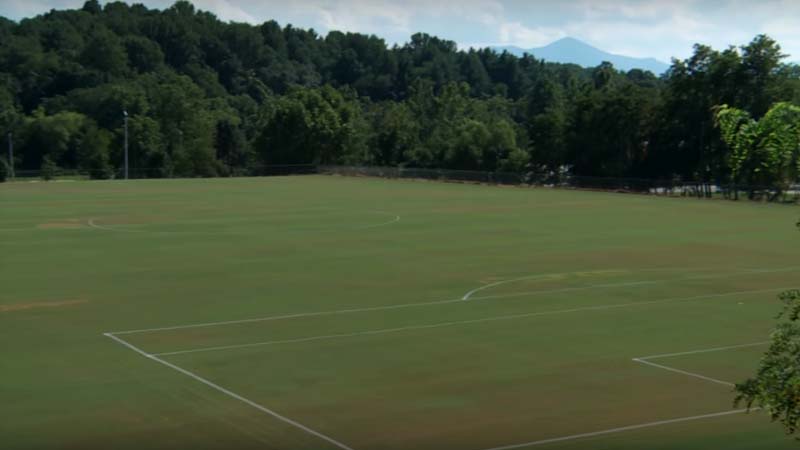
[123,110,129,180]
[7,131,13,179]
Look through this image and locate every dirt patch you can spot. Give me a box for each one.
[37,223,84,229]
[0,299,88,313]
[37,218,84,229]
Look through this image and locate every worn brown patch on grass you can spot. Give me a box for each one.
[37,218,84,229]
[0,299,88,313]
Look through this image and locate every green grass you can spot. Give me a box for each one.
[1,175,799,450]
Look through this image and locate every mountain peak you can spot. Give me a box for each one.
[551,36,586,45]
[492,36,669,75]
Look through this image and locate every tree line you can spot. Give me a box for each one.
[0,0,799,187]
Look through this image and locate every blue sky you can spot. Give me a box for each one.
[2,0,799,62]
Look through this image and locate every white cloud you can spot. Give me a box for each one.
[287,0,413,35]
[192,0,257,23]
[497,21,565,48]
[276,0,508,41]
[561,0,800,60]
[2,0,82,19]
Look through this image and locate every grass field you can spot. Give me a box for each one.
[2,175,799,450]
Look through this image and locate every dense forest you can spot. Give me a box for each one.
[1,0,799,186]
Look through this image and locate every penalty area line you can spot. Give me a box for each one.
[150,287,788,357]
[480,409,752,450]
[103,332,356,450]
[631,358,734,387]
[631,341,770,388]
[636,341,770,361]
[356,212,400,229]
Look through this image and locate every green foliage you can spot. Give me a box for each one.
[214,118,248,175]
[77,122,113,179]
[736,288,800,434]
[20,110,89,169]
[255,85,365,165]
[368,102,419,166]
[716,103,800,192]
[127,115,168,176]
[735,221,800,433]
[0,2,797,182]
[123,36,164,73]
[80,26,128,76]
[40,155,57,180]
[81,1,101,14]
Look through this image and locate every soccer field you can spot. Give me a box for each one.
[2,175,799,450]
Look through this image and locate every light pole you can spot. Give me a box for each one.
[7,131,13,180]
[123,110,129,179]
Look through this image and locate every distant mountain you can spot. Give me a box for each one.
[492,37,670,75]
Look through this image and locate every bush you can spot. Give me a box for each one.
[41,156,58,181]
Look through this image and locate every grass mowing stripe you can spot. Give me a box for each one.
[149,287,788,357]
[111,268,798,336]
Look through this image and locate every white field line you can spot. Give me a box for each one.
[109,267,799,336]
[631,359,735,387]
[479,409,752,450]
[106,280,681,336]
[103,332,356,450]
[468,280,657,301]
[110,298,464,335]
[150,287,788,357]
[466,267,800,301]
[461,273,577,300]
[461,267,741,300]
[637,341,770,361]
[631,341,770,388]
[356,212,400,229]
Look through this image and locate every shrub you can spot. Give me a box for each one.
[41,156,58,181]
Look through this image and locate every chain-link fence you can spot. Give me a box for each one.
[319,165,800,203]
[7,164,319,181]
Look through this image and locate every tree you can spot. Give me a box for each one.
[20,110,87,170]
[254,85,365,166]
[80,27,128,76]
[525,79,568,172]
[716,102,800,197]
[739,35,788,117]
[81,0,101,15]
[214,117,248,175]
[124,36,165,73]
[367,102,418,166]
[127,115,168,177]
[736,221,800,434]
[77,122,113,179]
